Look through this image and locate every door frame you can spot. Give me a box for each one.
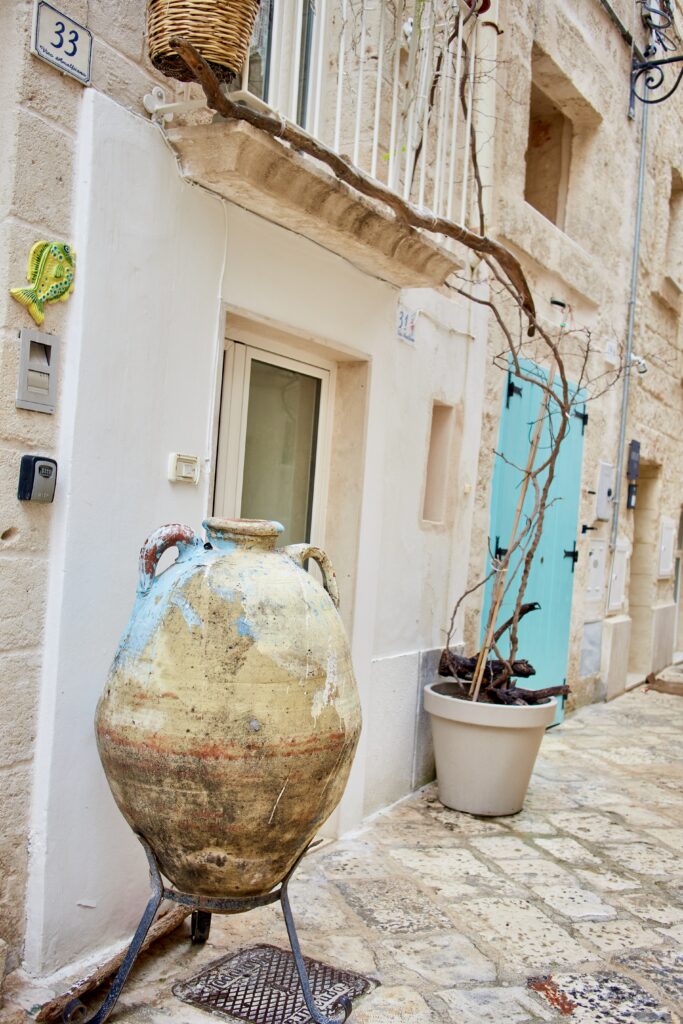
[213,327,336,550]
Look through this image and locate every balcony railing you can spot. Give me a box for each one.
[233,0,482,229]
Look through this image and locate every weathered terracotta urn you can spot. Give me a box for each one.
[96,518,361,898]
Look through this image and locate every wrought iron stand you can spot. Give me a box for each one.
[63,835,351,1024]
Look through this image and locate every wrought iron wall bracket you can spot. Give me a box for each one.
[630,53,683,115]
[63,836,350,1024]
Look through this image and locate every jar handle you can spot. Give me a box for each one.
[283,544,340,608]
[138,523,198,594]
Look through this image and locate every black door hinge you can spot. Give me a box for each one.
[573,407,589,434]
[494,536,508,560]
[563,542,579,572]
[506,371,523,408]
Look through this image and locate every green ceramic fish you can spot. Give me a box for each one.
[11,241,76,325]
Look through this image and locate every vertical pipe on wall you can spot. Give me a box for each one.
[610,100,650,553]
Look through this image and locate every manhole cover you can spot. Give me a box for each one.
[173,944,375,1024]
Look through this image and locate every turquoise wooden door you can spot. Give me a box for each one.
[481,360,586,724]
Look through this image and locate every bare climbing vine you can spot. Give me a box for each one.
[170,10,622,706]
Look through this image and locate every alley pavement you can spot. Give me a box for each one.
[12,688,683,1023]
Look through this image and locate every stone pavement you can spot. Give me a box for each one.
[12,688,683,1023]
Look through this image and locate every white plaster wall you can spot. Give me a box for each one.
[218,205,395,839]
[372,287,483,659]
[219,213,489,833]
[24,90,226,978]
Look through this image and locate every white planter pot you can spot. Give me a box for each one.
[424,683,557,816]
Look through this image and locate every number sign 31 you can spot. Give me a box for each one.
[31,1,93,85]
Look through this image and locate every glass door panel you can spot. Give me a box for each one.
[214,341,330,550]
[240,359,321,547]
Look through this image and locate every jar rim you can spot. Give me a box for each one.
[203,518,285,539]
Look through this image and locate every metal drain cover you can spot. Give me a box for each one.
[173,944,375,1024]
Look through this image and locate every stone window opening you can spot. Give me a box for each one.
[665,168,683,290]
[524,82,573,230]
[423,401,455,524]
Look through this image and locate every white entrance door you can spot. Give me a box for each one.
[214,335,339,839]
[214,340,331,548]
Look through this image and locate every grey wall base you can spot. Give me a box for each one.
[362,647,444,818]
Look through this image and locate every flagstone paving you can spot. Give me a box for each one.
[8,688,683,1023]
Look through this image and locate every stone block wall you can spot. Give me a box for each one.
[463,0,683,706]
[0,0,172,986]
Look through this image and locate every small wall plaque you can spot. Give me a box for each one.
[31,2,92,85]
[396,304,417,345]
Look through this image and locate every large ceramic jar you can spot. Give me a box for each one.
[96,518,361,898]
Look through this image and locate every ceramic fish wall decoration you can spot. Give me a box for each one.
[10,241,76,325]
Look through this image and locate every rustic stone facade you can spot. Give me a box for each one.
[0,0,171,985]
[465,0,683,710]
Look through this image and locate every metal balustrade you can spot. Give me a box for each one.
[236,0,481,228]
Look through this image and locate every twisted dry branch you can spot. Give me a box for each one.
[170,37,536,327]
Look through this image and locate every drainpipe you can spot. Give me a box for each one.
[595,0,643,57]
[610,99,649,553]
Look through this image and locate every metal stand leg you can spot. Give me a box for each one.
[63,838,354,1024]
[191,910,212,945]
[280,877,351,1024]
[63,841,163,1024]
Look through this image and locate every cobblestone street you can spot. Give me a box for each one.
[12,688,683,1024]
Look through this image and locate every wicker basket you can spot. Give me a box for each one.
[148,0,260,84]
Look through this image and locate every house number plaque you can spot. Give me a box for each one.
[396,303,417,345]
[31,1,92,85]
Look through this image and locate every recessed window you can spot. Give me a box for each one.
[235,0,274,101]
[665,169,683,288]
[297,0,316,126]
[524,84,572,229]
[423,402,454,523]
[227,0,314,127]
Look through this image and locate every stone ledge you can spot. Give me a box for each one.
[654,274,682,314]
[497,197,605,307]
[167,120,460,289]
